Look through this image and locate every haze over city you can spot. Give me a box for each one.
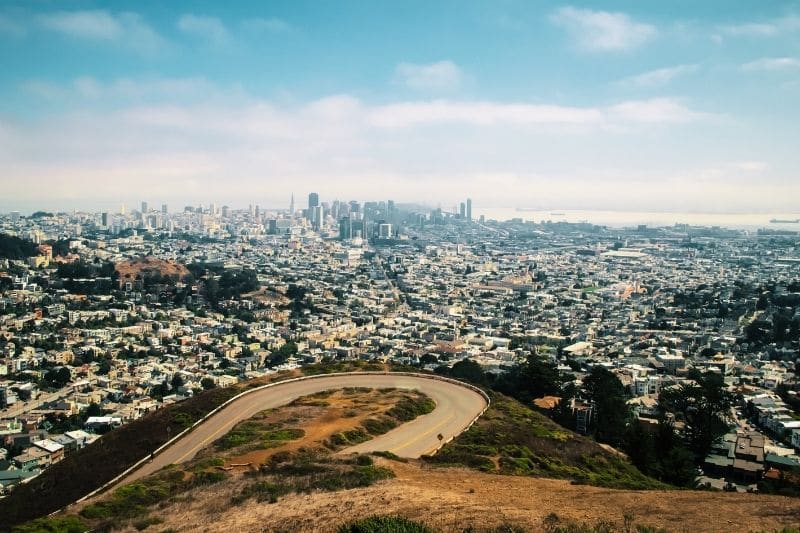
[1,1,799,214]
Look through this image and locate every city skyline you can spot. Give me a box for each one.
[1,1,799,212]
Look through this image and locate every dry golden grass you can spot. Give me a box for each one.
[127,458,800,533]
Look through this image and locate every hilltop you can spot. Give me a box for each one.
[13,385,800,533]
[114,256,192,287]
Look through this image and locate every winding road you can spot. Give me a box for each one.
[118,373,488,486]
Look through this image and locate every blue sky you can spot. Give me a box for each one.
[1,1,799,212]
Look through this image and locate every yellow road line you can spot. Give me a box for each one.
[388,412,457,455]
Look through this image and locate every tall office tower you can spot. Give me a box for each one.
[349,200,360,213]
[308,192,319,212]
[378,223,392,239]
[312,205,323,230]
[460,202,466,218]
[290,193,295,214]
[255,205,261,219]
[221,205,229,218]
[101,212,109,227]
[466,198,472,221]
[161,204,168,215]
[387,200,395,219]
[339,217,352,240]
[248,204,254,216]
[120,204,126,215]
[210,203,217,216]
[141,201,148,213]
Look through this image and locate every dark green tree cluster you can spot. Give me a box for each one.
[0,233,38,259]
[434,352,563,403]
[658,370,732,458]
[623,370,731,487]
[266,341,298,367]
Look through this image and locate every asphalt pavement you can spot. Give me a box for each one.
[118,374,487,486]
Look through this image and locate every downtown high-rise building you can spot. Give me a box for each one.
[308,192,319,210]
[141,201,148,213]
[466,198,472,221]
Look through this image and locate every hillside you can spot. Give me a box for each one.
[14,386,800,533]
[114,256,191,286]
[426,391,665,490]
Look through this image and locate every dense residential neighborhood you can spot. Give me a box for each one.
[1,200,799,496]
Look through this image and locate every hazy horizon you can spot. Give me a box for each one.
[1,1,799,211]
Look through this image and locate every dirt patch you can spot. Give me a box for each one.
[115,256,191,286]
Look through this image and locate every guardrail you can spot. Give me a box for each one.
[59,370,490,512]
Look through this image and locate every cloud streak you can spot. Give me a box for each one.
[394,61,463,91]
[619,64,698,87]
[550,6,656,52]
[37,10,166,53]
[177,14,230,46]
[741,57,800,72]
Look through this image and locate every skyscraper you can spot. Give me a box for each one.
[161,204,168,215]
[339,217,351,240]
[141,201,148,213]
[290,193,295,215]
[308,192,319,210]
[460,202,466,218]
[466,198,472,221]
[312,205,323,231]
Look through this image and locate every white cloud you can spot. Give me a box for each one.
[550,6,656,52]
[715,15,800,41]
[177,14,230,46]
[607,98,707,123]
[741,57,800,72]
[0,91,739,212]
[394,61,463,91]
[39,10,122,39]
[619,64,698,87]
[37,10,166,54]
[369,100,602,127]
[241,17,292,34]
[368,98,704,128]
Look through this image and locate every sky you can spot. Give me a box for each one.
[0,1,799,213]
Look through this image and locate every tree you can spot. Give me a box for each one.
[658,370,732,459]
[582,366,629,447]
[151,380,171,399]
[624,422,659,477]
[201,377,216,390]
[509,352,563,400]
[419,353,438,366]
[449,359,487,384]
[171,373,185,392]
[551,382,578,430]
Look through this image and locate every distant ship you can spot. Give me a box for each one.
[770,218,800,223]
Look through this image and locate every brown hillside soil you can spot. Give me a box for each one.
[114,256,191,284]
[140,459,800,533]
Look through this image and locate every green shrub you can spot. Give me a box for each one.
[386,396,435,422]
[363,417,399,435]
[12,516,87,533]
[371,451,408,463]
[337,515,435,533]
